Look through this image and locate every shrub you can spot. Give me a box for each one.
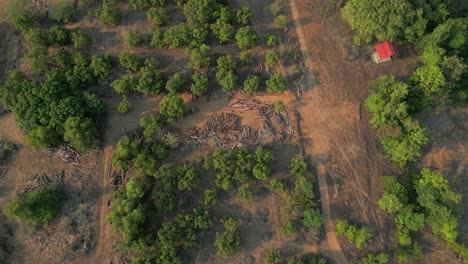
[211,20,234,44]
[165,72,187,93]
[71,30,92,49]
[244,75,260,94]
[177,165,200,191]
[239,50,253,63]
[49,0,77,23]
[159,93,185,122]
[111,136,138,171]
[90,54,113,79]
[26,45,49,72]
[362,253,389,264]
[215,218,241,257]
[336,220,373,249]
[119,53,142,71]
[12,15,33,33]
[202,189,217,206]
[266,73,286,93]
[274,15,287,28]
[183,0,217,25]
[265,34,277,46]
[236,6,252,26]
[216,70,237,92]
[217,54,237,71]
[274,100,285,112]
[235,26,258,49]
[268,179,286,193]
[25,127,59,148]
[237,184,254,201]
[265,50,280,68]
[147,7,167,26]
[191,72,209,96]
[164,23,191,49]
[5,185,64,232]
[264,248,282,264]
[281,220,296,235]
[125,29,146,48]
[63,116,96,152]
[117,95,132,113]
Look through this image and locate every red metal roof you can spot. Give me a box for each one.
[375,41,398,60]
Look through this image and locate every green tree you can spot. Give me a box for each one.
[49,0,77,23]
[163,23,191,49]
[119,53,142,71]
[5,185,64,232]
[147,7,168,26]
[303,208,323,228]
[265,34,277,46]
[186,44,211,69]
[97,0,121,26]
[12,15,33,33]
[136,62,164,95]
[159,93,185,122]
[244,75,260,94]
[177,165,200,191]
[150,29,163,48]
[235,26,258,49]
[265,50,280,68]
[63,116,96,152]
[126,29,146,48]
[215,218,241,257]
[363,253,389,264]
[90,54,113,79]
[191,72,209,96]
[183,0,217,25]
[236,6,252,26]
[341,0,451,44]
[336,220,373,249]
[48,26,71,46]
[71,30,92,49]
[202,188,216,206]
[266,73,286,93]
[365,76,409,128]
[140,114,164,139]
[216,70,237,92]
[111,75,138,94]
[211,20,234,44]
[166,72,187,93]
[239,50,253,63]
[378,176,408,214]
[237,184,254,201]
[112,136,139,171]
[26,45,49,72]
[281,220,296,235]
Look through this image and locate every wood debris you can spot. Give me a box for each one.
[19,171,64,193]
[45,144,80,165]
[188,97,294,148]
[109,170,128,187]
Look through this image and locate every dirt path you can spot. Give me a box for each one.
[88,146,113,263]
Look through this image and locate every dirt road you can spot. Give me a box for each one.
[288,0,418,261]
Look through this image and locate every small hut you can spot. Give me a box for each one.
[372,41,398,63]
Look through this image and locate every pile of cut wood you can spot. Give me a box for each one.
[45,144,80,165]
[19,171,64,193]
[189,97,294,148]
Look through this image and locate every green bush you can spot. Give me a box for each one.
[12,15,33,33]
[202,188,217,206]
[119,52,142,71]
[268,178,286,193]
[140,114,164,138]
[239,50,253,63]
[150,29,163,48]
[235,26,258,49]
[274,15,287,28]
[48,26,71,46]
[183,0,218,25]
[281,220,296,235]
[25,127,59,148]
[336,220,373,249]
[362,253,389,264]
[159,93,185,122]
[177,165,200,191]
[164,23,191,48]
[211,20,234,44]
[237,184,254,201]
[147,7,168,26]
[274,100,285,112]
[191,72,209,96]
[26,45,49,72]
[111,136,138,171]
[71,30,92,49]
[214,218,241,257]
[243,75,260,94]
[236,6,252,26]
[5,185,64,232]
[216,70,237,92]
[265,34,277,46]
[266,73,286,93]
[117,95,132,113]
[125,29,146,48]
